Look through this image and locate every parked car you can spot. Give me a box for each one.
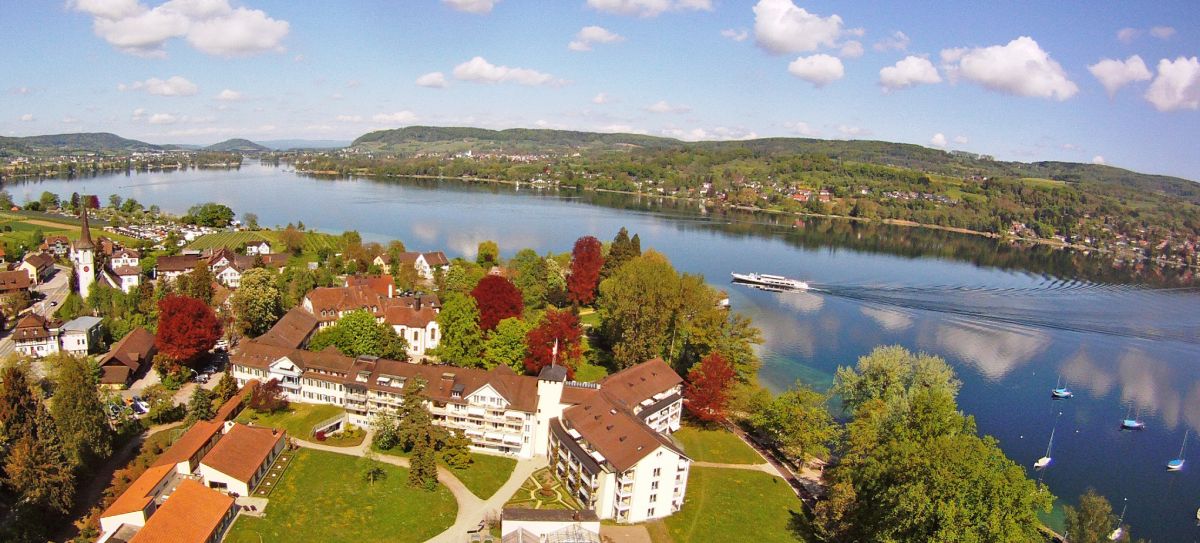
[106,404,121,419]
[130,401,148,416]
[49,300,58,307]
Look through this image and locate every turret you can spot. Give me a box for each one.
[533,365,567,456]
[72,203,96,299]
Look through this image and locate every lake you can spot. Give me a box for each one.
[9,162,1200,541]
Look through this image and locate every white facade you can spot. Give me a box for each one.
[244,241,271,256]
[15,336,60,357]
[111,251,139,269]
[73,244,95,300]
[215,265,242,288]
[117,271,140,293]
[391,320,440,357]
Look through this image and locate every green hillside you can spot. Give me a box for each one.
[0,132,162,156]
[352,125,682,154]
[204,138,271,152]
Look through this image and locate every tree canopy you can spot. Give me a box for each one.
[434,293,485,367]
[567,236,603,306]
[155,294,222,366]
[470,274,524,332]
[307,309,408,360]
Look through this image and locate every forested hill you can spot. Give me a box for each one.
[0,132,162,155]
[351,126,1198,204]
[204,138,270,152]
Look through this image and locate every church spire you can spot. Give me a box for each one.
[74,199,95,250]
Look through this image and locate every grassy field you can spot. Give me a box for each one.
[235,403,347,442]
[573,362,608,383]
[374,445,517,499]
[185,229,345,256]
[224,449,457,543]
[673,425,763,464]
[1021,177,1068,189]
[662,467,811,543]
[0,211,141,251]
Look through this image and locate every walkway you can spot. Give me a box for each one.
[692,460,786,477]
[293,437,545,543]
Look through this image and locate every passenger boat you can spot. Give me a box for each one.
[731,272,810,291]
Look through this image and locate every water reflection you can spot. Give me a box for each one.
[927,320,1050,381]
[860,305,914,331]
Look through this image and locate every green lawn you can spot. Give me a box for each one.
[573,362,608,383]
[224,449,457,543]
[664,467,811,543]
[673,425,763,464]
[374,445,517,499]
[235,403,346,442]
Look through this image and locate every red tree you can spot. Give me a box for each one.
[248,379,289,413]
[470,274,524,331]
[684,352,735,423]
[523,308,583,378]
[155,294,222,367]
[567,236,604,306]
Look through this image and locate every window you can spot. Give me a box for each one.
[651,481,659,490]
[652,468,661,477]
[650,494,657,503]
[647,508,655,517]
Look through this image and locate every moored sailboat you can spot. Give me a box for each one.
[1051,376,1073,399]
[1121,408,1145,431]
[1167,429,1189,471]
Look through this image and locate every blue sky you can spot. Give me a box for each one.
[2,0,1198,179]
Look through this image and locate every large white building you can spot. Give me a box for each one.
[230,310,690,523]
[302,278,441,358]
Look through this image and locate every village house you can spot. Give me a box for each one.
[97,327,157,387]
[60,316,102,356]
[18,252,55,285]
[40,235,71,257]
[196,423,286,497]
[301,282,441,357]
[500,509,601,543]
[153,254,203,282]
[12,313,61,357]
[242,240,272,256]
[0,269,32,295]
[230,313,689,524]
[373,251,450,279]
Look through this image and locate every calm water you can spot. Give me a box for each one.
[10,163,1200,540]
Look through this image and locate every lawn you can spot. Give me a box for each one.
[573,362,608,383]
[224,449,457,543]
[663,467,812,543]
[374,445,517,499]
[235,403,347,442]
[673,425,763,464]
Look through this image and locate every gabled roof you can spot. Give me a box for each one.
[561,390,686,472]
[100,464,174,518]
[423,251,450,267]
[151,421,222,469]
[599,358,682,408]
[22,252,54,270]
[155,255,204,273]
[345,274,394,298]
[112,265,142,276]
[257,307,319,349]
[128,479,233,543]
[384,304,437,329]
[100,327,156,371]
[13,313,55,341]
[0,270,31,291]
[200,423,284,483]
[112,248,140,259]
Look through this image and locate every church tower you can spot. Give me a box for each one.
[72,203,96,299]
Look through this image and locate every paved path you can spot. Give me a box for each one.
[292,437,544,543]
[691,460,786,478]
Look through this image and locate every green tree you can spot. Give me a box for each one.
[1064,489,1135,543]
[185,386,216,423]
[175,265,215,304]
[5,403,76,514]
[230,268,283,337]
[484,317,531,371]
[0,366,40,467]
[396,379,439,490]
[362,464,387,486]
[508,249,549,309]
[212,369,238,403]
[307,310,408,360]
[747,381,838,461]
[242,212,260,230]
[601,227,639,279]
[433,293,484,367]
[476,240,499,267]
[371,410,400,451]
[443,259,485,295]
[815,346,1052,542]
[49,354,113,468]
[441,429,473,470]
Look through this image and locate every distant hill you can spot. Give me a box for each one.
[350,126,1199,204]
[204,138,270,152]
[257,139,350,150]
[0,132,161,156]
[352,126,681,154]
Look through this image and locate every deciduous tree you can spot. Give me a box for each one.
[476,240,499,267]
[231,268,283,337]
[484,317,531,372]
[509,249,549,309]
[746,381,837,461]
[434,293,484,367]
[567,236,604,306]
[175,265,214,304]
[155,295,222,367]
[280,226,304,254]
[470,274,524,332]
[307,310,408,360]
[248,379,289,413]
[523,308,583,377]
[49,354,113,468]
[1064,489,1136,543]
[213,369,238,403]
[683,352,735,423]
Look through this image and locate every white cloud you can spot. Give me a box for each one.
[415,71,448,88]
[597,123,647,134]
[61,116,81,124]
[784,121,820,137]
[568,25,624,52]
[941,37,1078,101]
[293,54,305,62]
[1092,155,1106,165]
[839,40,864,59]
[336,115,363,122]
[452,56,564,86]
[873,30,910,52]
[659,126,758,141]
[214,88,242,101]
[879,56,941,91]
[118,76,198,96]
[131,108,147,121]
[1150,26,1176,40]
[372,111,418,123]
[645,100,690,113]
[19,114,34,122]
[752,0,843,54]
[1117,27,1140,44]
[1144,56,1200,112]
[70,0,289,57]
[586,0,711,17]
[148,112,177,124]
[442,0,498,14]
[1087,55,1152,97]
[787,54,844,87]
[836,124,871,138]
[953,135,969,144]
[721,28,749,42]
[592,92,610,104]
[930,132,947,147]
[10,86,33,95]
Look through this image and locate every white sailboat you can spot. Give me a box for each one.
[1034,413,1060,470]
[1167,429,1189,471]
